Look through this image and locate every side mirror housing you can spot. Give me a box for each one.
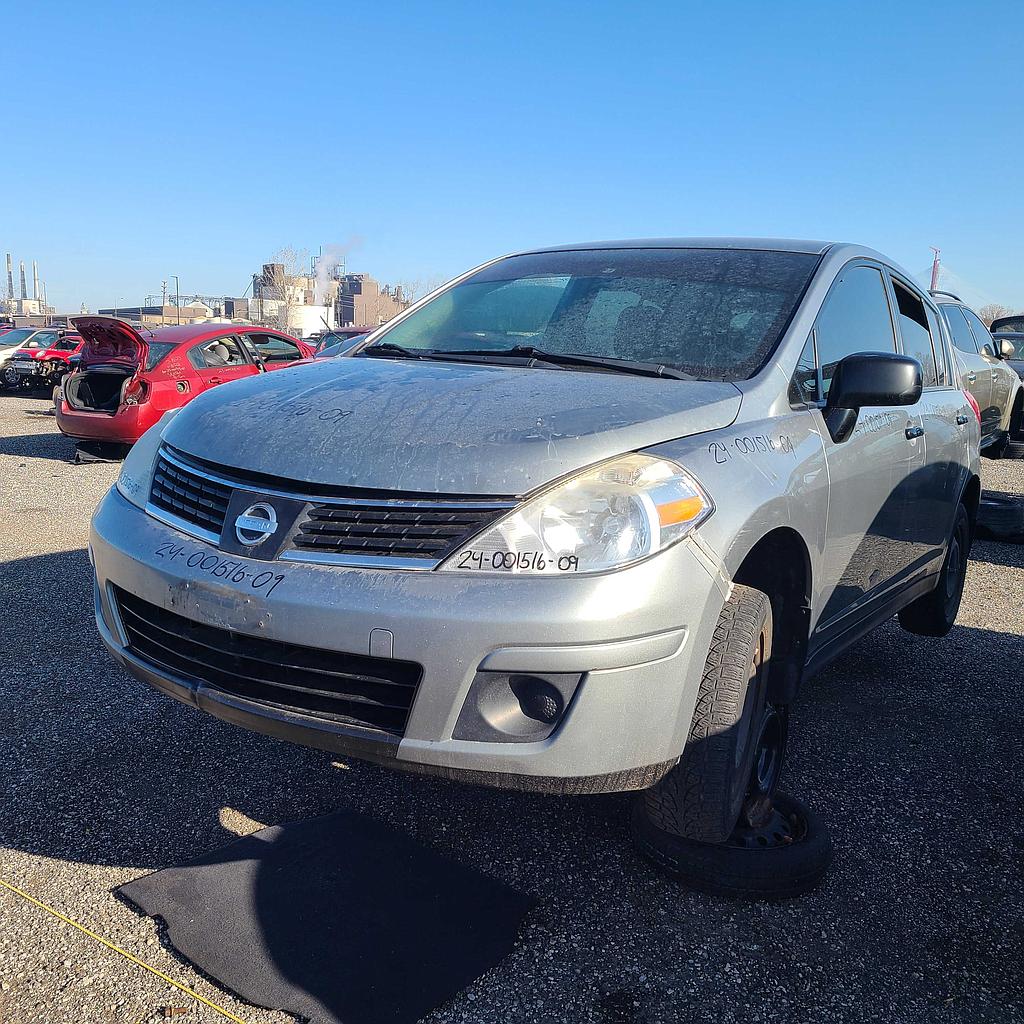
[824,352,922,443]
[997,337,1016,360]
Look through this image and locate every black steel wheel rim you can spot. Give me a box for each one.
[727,799,806,850]
[944,518,967,610]
[749,703,787,799]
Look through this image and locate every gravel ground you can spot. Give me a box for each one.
[1,390,1023,1024]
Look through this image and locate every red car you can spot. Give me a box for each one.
[3,329,83,388]
[56,317,313,444]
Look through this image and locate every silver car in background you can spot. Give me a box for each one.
[931,290,1022,458]
[90,239,979,854]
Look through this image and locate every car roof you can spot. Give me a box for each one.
[145,323,291,345]
[514,237,834,256]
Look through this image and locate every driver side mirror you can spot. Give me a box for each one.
[996,337,1016,360]
[824,352,922,443]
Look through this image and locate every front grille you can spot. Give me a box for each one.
[150,453,231,537]
[114,587,422,735]
[291,502,506,559]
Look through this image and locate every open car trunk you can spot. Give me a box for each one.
[63,365,135,412]
[64,316,149,413]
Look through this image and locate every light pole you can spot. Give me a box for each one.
[173,275,181,324]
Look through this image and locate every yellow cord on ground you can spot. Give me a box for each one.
[0,877,248,1023]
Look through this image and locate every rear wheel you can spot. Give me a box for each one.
[1,364,20,388]
[1007,394,1024,459]
[898,503,970,637]
[639,585,783,843]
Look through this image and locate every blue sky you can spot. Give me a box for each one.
[4,0,1022,312]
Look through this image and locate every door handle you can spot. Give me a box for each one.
[208,377,223,385]
[905,425,924,440]
[956,414,969,425]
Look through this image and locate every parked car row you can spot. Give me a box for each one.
[931,292,1023,457]
[87,237,993,893]
[0,326,83,388]
[990,313,1024,393]
[51,321,315,444]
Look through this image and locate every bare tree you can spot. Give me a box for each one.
[978,303,1018,328]
[258,246,310,332]
[394,275,449,305]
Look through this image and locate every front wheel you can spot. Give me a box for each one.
[898,503,970,637]
[0,364,20,388]
[639,584,783,843]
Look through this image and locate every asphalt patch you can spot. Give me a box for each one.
[118,809,536,1024]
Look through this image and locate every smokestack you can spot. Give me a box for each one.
[19,261,27,300]
[32,260,39,300]
[5,254,12,300]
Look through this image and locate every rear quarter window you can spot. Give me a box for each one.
[891,280,938,387]
[144,341,180,372]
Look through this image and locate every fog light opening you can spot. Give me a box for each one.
[510,675,564,724]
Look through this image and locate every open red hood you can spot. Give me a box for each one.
[71,316,148,369]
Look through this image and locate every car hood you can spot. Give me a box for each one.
[162,357,743,496]
[72,316,147,369]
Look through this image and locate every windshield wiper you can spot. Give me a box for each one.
[358,341,426,359]
[472,346,696,380]
[360,342,694,379]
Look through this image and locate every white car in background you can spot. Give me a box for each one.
[0,327,50,384]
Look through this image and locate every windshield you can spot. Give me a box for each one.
[372,248,820,380]
[0,328,35,348]
[144,341,178,372]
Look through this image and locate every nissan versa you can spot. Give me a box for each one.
[90,240,979,877]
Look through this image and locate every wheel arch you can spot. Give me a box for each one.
[731,527,812,704]
[960,472,981,533]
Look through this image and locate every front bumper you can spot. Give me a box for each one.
[91,487,728,792]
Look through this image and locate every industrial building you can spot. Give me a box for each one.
[2,253,55,320]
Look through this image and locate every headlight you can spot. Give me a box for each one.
[438,453,712,576]
[115,411,180,510]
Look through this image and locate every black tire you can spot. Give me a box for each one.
[976,493,1024,543]
[1007,441,1024,460]
[0,364,19,388]
[898,503,970,637]
[641,584,776,843]
[984,433,1010,460]
[631,792,833,899]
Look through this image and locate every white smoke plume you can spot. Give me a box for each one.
[314,237,364,305]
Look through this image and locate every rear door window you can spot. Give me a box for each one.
[248,333,303,363]
[190,336,247,369]
[891,280,938,387]
[813,265,897,401]
[942,305,979,353]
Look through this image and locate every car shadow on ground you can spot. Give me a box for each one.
[0,431,79,461]
[969,537,1024,568]
[2,547,1023,1023]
